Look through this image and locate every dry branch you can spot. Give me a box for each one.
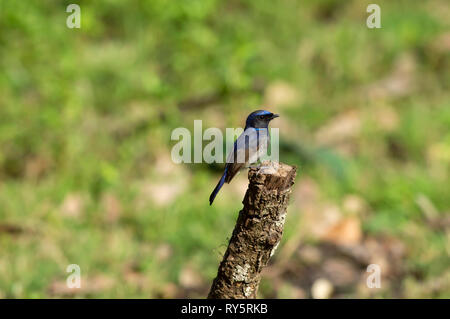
[208,162,297,299]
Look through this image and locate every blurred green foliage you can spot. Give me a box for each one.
[0,0,449,298]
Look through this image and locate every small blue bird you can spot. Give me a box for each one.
[209,110,279,205]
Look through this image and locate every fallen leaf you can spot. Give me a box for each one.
[155,243,173,261]
[322,217,362,245]
[264,81,299,109]
[311,278,333,299]
[315,110,361,146]
[343,194,368,216]
[101,193,122,223]
[179,266,203,289]
[60,193,84,218]
[160,282,178,298]
[303,204,342,239]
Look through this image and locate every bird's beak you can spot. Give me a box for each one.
[271,113,279,119]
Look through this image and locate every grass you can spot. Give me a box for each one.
[0,0,449,298]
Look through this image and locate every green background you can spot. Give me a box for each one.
[0,0,449,298]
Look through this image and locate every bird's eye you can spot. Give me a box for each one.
[259,115,264,119]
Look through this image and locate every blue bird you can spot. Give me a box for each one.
[209,110,279,205]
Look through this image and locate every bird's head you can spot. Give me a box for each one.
[245,110,279,129]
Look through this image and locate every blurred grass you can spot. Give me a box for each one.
[0,0,449,298]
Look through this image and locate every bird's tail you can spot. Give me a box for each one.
[209,168,227,205]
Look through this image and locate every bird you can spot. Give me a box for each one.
[209,110,279,205]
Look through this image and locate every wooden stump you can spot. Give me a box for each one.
[208,162,297,299]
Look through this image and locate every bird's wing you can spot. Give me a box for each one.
[225,128,260,183]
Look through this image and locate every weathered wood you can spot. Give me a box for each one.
[208,162,297,299]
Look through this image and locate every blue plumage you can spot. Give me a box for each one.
[209,110,279,205]
[209,167,227,205]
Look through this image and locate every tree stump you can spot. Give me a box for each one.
[208,161,297,299]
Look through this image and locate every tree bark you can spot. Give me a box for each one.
[208,161,297,299]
